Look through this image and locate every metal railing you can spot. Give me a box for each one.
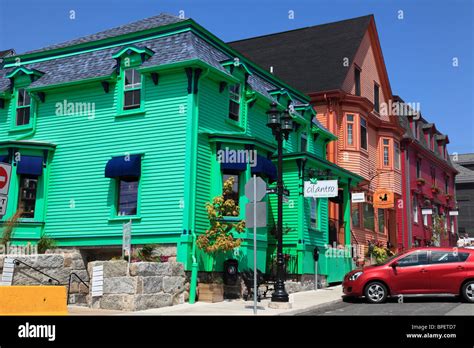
[12,258,60,285]
[66,272,90,305]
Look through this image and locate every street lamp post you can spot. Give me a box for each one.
[266,102,293,303]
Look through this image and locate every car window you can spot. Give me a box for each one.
[397,251,429,267]
[459,252,470,262]
[431,251,460,264]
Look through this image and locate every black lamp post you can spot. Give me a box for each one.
[266,102,293,303]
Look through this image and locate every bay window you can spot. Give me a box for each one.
[382,139,390,167]
[346,114,354,146]
[360,117,368,150]
[18,175,38,218]
[363,203,375,231]
[394,142,400,170]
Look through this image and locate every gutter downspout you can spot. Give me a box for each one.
[188,67,210,305]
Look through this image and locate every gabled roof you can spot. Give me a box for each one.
[228,15,372,93]
[23,13,185,55]
[396,95,455,170]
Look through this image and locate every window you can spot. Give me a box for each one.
[445,177,449,194]
[394,142,400,170]
[412,119,418,138]
[18,175,38,218]
[310,198,318,229]
[373,83,380,113]
[117,178,138,216]
[450,218,455,233]
[423,212,428,226]
[223,173,239,211]
[413,195,419,223]
[459,252,469,262]
[382,139,390,166]
[360,117,368,150]
[378,209,385,233]
[352,204,360,228]
[431,251,460,264]
[416,158,421,178]
[363,203,375,231]
[228,84,241,121]
[444,214,448,232]
[354,67,361,96]
[16,88,31,126]
[431,167,436,185]
[397,250,429,267]
[346,114,354,146]
[123,69,141,110]
[300,132,307,152]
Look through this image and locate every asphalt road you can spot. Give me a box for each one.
[298,295,474,316]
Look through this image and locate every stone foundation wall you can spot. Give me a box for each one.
[88,260,188,311]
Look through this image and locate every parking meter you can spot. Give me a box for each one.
[313,248,319,290]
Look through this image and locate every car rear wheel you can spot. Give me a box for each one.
[364,282,388,304]
[461,281,474,303]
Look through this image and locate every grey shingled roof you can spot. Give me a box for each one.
[24,13,184,55]
[0,13,314,121]
[229,15,372,94]
[451,160,474,183]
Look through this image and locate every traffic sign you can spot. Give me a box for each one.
[0,195,8,216]
[245,176,267,202]
[0,163,12,196]
[245,202,267,228]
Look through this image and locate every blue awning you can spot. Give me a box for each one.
[221,161,247,172]
[0,154,8,163]
[105,155,141,178]
[251,155,277,181]
[16,156,43,176]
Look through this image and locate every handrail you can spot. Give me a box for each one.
[66,272,90,305]
[12,258,61,285]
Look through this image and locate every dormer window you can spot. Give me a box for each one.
[123,69,142,110]
[228,84,241,121]
[16,88,31,126]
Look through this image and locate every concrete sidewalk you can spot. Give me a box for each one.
[68,285,343,316]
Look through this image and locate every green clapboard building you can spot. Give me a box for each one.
[0,13,362,282]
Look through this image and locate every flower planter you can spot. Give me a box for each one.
[198,283,224,303]
[416,178,426,186]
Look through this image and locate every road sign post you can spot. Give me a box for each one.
[244,176,267,315]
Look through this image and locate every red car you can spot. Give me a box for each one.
[343,247,474,303]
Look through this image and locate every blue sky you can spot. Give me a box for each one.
[0,0,472,153]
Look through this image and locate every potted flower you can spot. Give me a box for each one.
[196,177,245,303]
[431,185,440,194]
[445,194,453,201]
[416,177,426,186]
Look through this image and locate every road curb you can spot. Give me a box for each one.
[278,298,343,316]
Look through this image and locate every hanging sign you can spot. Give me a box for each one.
[421,208,433,215]
[373,189,394,209]
[304,180,338,198]
[449,211,459,216]
[351,192,366,203]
